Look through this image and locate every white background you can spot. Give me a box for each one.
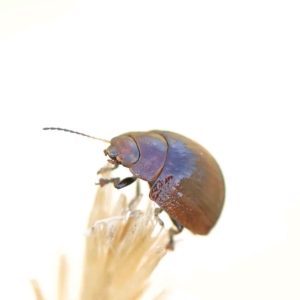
[0,1,299,299]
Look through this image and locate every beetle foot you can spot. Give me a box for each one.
[166,234,175,251]
[166,220,184,250]
[96,164,119,175]
[96,177,120,187]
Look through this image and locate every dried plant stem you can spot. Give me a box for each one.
[79,185,168,300]
[31,177,169,300]
[30,279,45,300]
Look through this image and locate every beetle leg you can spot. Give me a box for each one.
[154,207,164,227]
[169,217,184,235]
[153,208,184,250]
[167,218,184,250]
[96,176,137,189]
[115,177,137,189]
[96,164,119,175]
[96,177,120,187]
[128,180,143,212]
[135,178,141,198]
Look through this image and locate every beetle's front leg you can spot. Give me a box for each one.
[115,177,137,189]
[97,177,120,187]
[97,176,137,189]
[96,163,119,175]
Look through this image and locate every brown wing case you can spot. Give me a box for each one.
[149,131,225,235]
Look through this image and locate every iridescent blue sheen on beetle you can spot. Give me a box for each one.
[105,130,225,235]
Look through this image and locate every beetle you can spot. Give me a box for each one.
[43,128,225,245]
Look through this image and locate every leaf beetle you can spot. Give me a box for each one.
[43,128,225,246]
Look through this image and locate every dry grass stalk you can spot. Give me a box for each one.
[31,175,169,300]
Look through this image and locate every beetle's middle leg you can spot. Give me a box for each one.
[153,208,184,250]
[128,179,143,212]
[154,207,164,227]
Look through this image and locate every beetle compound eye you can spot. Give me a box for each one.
[104,145,118,159]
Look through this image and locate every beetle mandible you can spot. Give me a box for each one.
[43,128,225,241]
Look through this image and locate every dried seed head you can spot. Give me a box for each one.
[31,173,169,300]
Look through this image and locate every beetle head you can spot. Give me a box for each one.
[104,135,139,168]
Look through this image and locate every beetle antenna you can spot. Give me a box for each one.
[43,127,110,143]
